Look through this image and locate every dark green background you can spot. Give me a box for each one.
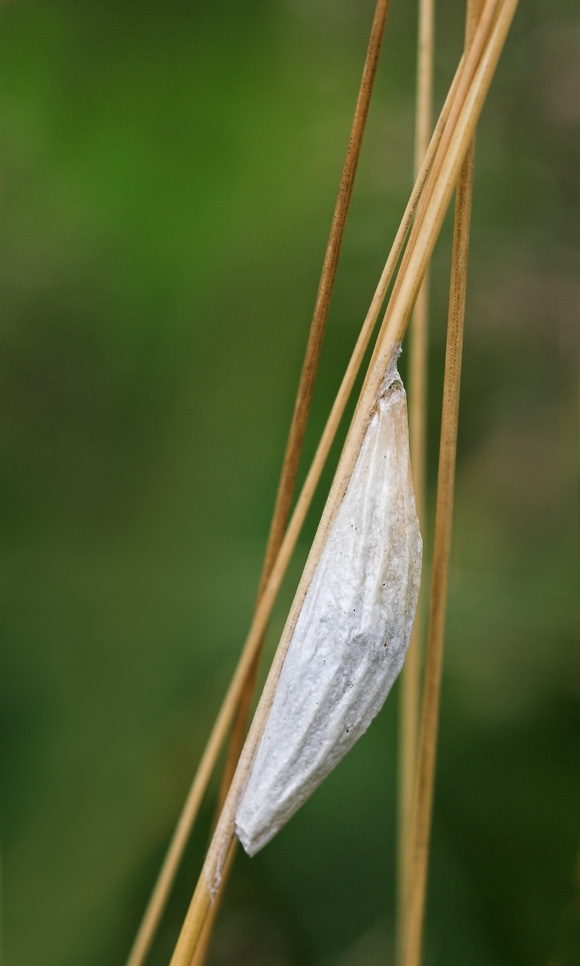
[2,1,579,964]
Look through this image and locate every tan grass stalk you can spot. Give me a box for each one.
[190,3,392,962]
[127,94,442,966]
[125,6,391,965]
[129,23,465,966]
[168,6,517,962]
[398,0,434,948]
[383,0,496,321]
[401,1,485,963]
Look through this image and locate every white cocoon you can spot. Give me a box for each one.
[235,358,422,856]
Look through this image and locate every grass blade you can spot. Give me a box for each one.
[191,1,393,961]
[125,4,392,964]
[397,0,434,952]
[167,6,518,962]
[402,1,486,963]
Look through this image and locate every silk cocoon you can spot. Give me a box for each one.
[236,357,422,856]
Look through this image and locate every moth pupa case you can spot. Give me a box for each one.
[236,348,422,856]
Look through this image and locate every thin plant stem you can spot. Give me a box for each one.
[167,7,518,961]
[130,29,463,966]
[402,1,483,963]
[220,0,391,817]
[124,5,408,963]
[383,0,496,323]
[127,72,447,966]
[124,6,391,965]
[190,3,392,962]
[397,0,434,952]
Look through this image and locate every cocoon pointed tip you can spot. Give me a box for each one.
[236,357,422,856]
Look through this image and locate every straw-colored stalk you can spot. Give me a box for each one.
[127,14,464,966]
[124,6,391,966]
[191,3,392,962]
[126,88,444,966]
[402,0,484,963]
[398,0,434,949]
[168,5,517,962]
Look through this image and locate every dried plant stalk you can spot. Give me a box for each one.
[398,0,434,949]
[133,26,464,966]
[168,7,518,961]
[191,3,392,961]
[136,100,433,966]
[384,0,497,321]
[402,1,485,963]
[125,6,392,966]
[219,0,393,806]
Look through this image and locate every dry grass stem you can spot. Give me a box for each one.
[125,5,391,965]
[402,1,484,963]
[221,0,394,794]
[134,24,465,966]
[397,0,434,950]
[168,5,517,962]
[190,4,392,961]
[161,56,466,966]
[383,0,496,324]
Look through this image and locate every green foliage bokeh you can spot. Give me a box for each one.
[2,2,579,964]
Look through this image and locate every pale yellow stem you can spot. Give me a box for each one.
[125,5,393,966]
[402,1,486,963]
[397,0,434,953]
[168,5,518,962]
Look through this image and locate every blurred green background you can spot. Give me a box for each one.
[2,1,579,964]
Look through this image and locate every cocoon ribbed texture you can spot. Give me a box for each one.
[236,358,422,856]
